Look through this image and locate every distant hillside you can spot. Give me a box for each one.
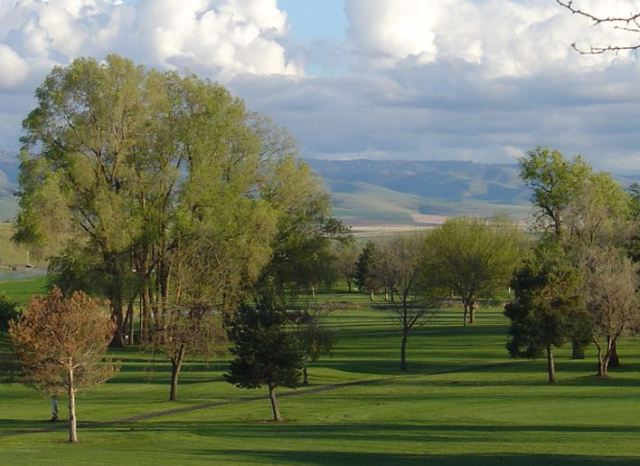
[0,150,18,221]
[0,151,638,227]
[308,159,534,226]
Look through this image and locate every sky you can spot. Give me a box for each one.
[1,0,640,172]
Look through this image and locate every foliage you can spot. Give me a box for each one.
[9,287,117,441]
[225,303,304,421]
[583,247,640,377]
[422,216,522,325]
[519,147,632,359]
[505,243,589,382]
[0,292,19,332]
[333,241,359,292]
[153,304,224,401]
[289,309,334,384]
[355,241,379,296]
[14,55,338,345]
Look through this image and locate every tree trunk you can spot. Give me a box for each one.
[67,365,78,443]
[546,345,556,384]
[370,291,374,302]
[571,340,585,360]
[268,384,282,421]
[400,330,408,371]
[128,299,135,345]
[608,338,620,369]
[469,302,476,325]
[347,279,352,293]
[462,303,468,326]
[111,295,125,347]
[169,347,185,401]
[303,365,309,385]
[597,351,608,377]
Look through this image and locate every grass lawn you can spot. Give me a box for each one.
[1,287,640,465]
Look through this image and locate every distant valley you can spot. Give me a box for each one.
[1,152,639,226]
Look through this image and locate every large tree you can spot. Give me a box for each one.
[15,55,334,345]
[9,288,117,442]
[422,217,522,325]
[519,147,632,358]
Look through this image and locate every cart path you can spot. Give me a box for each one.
[0,361,516,439]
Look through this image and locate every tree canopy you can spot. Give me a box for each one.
[14,55,341,345]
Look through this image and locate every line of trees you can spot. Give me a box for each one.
[506,148,640,382]
[8,56,640,443]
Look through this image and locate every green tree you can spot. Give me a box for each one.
[333,241,359,293]
[355,241,379,300]
[505,244,588,383]
[15,55,332,346]
[259,154,350,301]
[225,303,304,421]
[0,292,19,333]
[519,147,632,359]
[422,217,522,325]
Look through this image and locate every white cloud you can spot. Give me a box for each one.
[345,0,640,77]
[0,44,28,88]
[0,0,300,89]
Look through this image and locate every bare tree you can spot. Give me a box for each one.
[289,308,334,384]
[557,1,640,54]
[9,288,117,443]
[153,304,224,401]
[583,247,640,377]
[376,236,439,371]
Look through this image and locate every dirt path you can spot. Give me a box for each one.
[0,361,515,439]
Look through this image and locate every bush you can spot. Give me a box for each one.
[0,292,19,332]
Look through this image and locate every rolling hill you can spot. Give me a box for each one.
[308,159,534,226]
[1,152,638,227]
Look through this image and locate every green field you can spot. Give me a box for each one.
[1,285,640,465]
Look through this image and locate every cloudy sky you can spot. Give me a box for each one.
[2,0,640,172]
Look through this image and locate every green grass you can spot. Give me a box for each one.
[0,276,48,305]
[1,290,640,465]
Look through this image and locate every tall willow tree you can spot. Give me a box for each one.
[15,55,335,345]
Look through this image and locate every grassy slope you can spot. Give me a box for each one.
[1,287,640,465]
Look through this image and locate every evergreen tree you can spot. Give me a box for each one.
[225,304,304,421]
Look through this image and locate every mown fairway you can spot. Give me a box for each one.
[1,285,640,465]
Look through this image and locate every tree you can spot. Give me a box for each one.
[153,304,224,401]
[289,309,334,385]
[519,147,592,239]
[505,244,588,383]
[422,217,522,325]
[0,292,19,332]
[519,147,632,359]
[355,241,379,300]
[15,55,334,346]
[9,288,117,442]
[333,241,359,293]
[556,1,640,54]
[257,152,350,301]
[225,304,304,421]
[583,247,640,377]
[379,235,438,371]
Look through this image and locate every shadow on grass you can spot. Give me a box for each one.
[207,450,640,466]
